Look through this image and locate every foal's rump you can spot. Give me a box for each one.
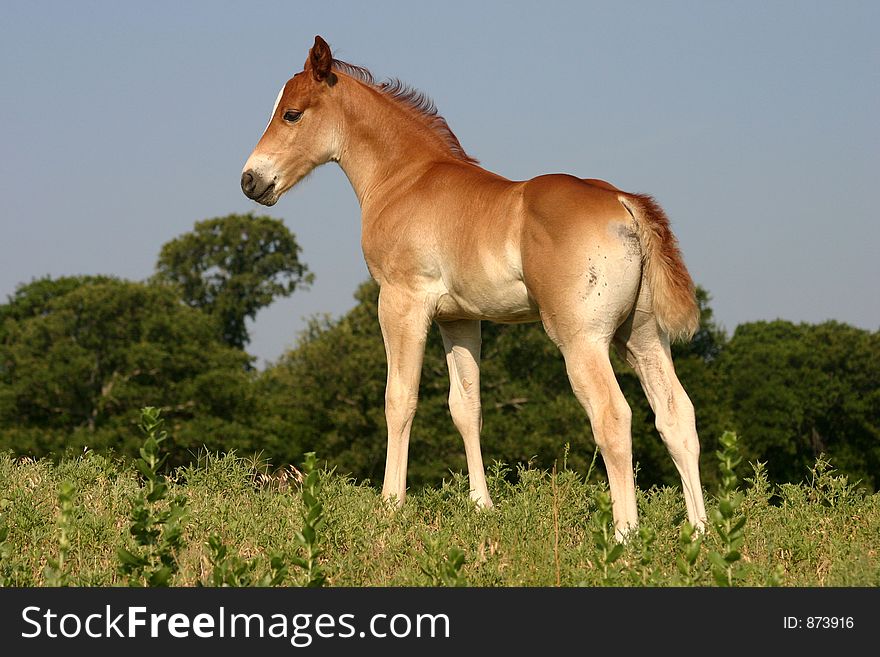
[519,174,698,345]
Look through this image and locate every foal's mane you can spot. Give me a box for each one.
[332,59,479,165]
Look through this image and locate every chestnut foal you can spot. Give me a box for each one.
[242,36,706,537]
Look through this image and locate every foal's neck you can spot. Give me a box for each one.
[334,77,460,210]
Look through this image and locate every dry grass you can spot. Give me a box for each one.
[1,450,878,586]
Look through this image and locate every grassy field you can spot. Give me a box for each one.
[1,421,878,587]
[0,409,880,587]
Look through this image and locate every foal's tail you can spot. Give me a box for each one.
[618,193,700,342]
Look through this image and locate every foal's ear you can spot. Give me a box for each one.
[307,35,335,84]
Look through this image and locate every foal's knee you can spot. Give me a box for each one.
[385,385,418,428]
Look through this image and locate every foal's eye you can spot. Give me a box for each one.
[283,110,303,123]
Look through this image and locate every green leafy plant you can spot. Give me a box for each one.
[632,525,659,586]
[418,536,467,587]
[806,456,861,507]
[744,460,772,508]
[675,522,704,586]
[202,534,287,587]
[765,563,785,587]
[43,480,76,586]
[590,489,624,584]
[708,431,746,586]
[116,407,187,586]
[292,452,326,587]
[0,509,12,586]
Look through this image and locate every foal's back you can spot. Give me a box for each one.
[376,164,641,331]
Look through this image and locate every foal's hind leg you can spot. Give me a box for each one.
[438,319,492,507]
[559,337,638,538]
[615,310,707,529]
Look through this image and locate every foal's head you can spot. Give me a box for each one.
[241,36,342,206]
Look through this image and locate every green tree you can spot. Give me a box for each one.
[720,320,879,489]
[0,275,116,327]
[154,213,312,349]
[672,287,727,363]
[258,281,391,482]
[0,277,259,463]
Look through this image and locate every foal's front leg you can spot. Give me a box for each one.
[378,288,431,505]
[438,319,492,507]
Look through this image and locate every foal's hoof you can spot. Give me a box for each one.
[614,523,638,544]
[381,492,405,509]
[470,492,494,509]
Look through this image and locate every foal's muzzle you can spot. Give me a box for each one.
[241,170,277,205]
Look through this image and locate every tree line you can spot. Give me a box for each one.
[1,214,877,491]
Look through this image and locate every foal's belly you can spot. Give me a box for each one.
[434,277,540,323]
[424,219,540,323]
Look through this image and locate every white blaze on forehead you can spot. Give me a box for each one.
[265,85,284,129]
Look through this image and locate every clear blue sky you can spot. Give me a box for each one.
[1,1,877,365]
